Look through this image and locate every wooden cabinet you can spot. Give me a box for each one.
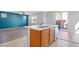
[30,29,41,47]
[49,28,55,44]
[41,29,49,47]
[30,28,55,47]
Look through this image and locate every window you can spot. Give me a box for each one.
[1,13,7,18]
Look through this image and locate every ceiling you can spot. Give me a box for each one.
[9,11,41,15]
[24,11,40,15]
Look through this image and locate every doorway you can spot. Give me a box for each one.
[55,12,68,31]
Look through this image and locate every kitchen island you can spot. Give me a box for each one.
[30,25,55,47]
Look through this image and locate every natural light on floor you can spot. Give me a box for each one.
[75,22,79,33]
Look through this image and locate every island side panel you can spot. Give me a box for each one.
[49,28,55,44]
[41,29,50,47]
[30,29,41,47]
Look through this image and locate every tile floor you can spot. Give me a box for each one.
[0,36,28,47]
[0,30,79,47]
[49,39,79,47]
[50,31,79,47]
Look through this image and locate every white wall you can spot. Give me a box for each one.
[29,12,44,25]
[29,11,56,25]
[68,11,79,32]
[44,12,56,25]
[68,11,79,40]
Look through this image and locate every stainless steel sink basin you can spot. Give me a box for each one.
[38,26,49,28]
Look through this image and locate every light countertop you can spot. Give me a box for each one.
[30,24,54,31]
[0,24,57,31]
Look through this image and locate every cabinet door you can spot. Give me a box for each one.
[41,29,49,47]
[49,28,55,44]
[30,29,41,47]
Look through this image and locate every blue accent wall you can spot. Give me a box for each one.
[0,11,28,29]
